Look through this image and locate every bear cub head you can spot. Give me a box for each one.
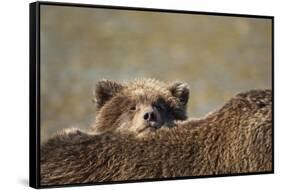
[92,78,189,136]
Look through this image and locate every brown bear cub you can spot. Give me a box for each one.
[91,78,189,136]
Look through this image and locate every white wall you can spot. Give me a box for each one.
[0,0,279,189]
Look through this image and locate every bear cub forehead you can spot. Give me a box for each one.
[92,78,190,137]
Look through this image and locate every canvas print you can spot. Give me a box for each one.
[29,2,273,188]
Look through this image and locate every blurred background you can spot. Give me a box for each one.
[40,5,272,141]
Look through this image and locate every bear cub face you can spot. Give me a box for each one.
[92,78,189,136]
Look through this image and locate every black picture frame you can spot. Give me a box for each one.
[29,1,274,189]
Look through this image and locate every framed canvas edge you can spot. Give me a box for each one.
[29,1,275,189]
[271,16,275,175]
[29,1,41,189]
[38,171,274,189]
[37,0,274,19]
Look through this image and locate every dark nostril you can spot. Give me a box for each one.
[143,112,156,121]
[143,113,149,120]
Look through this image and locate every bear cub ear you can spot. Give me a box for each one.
[94,79,124,109]
[168,82,190,105]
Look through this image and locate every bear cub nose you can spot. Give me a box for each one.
[143,111,156,121]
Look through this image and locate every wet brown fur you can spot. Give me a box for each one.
[41,89,272,186]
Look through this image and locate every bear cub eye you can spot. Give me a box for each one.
[154,103,165,111]
[130,105,137,111]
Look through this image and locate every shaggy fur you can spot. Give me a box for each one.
[41,89,272,186]
[92,78,189,136]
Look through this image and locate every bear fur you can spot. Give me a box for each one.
[40,87,272,186]
[91,78,190,136]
